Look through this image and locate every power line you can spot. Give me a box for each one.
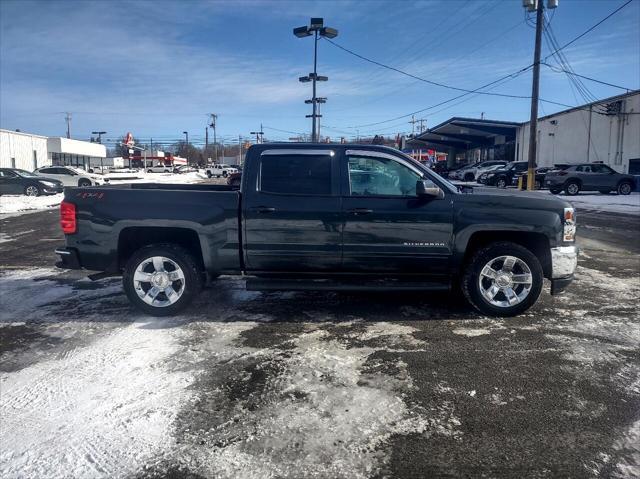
[542,0,634,62]
[541,62,634,92]
[323,37,531,101]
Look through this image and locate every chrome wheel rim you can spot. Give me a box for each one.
[567,183,579,194]
[133,256,185,307]
[497,179,506,188]
[620,183,631,194]
[478,255,532,308]
[25,186,39,196]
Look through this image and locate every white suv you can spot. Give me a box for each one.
[205,164,238,178]
[452,161,507,182]
[34,166,109,187]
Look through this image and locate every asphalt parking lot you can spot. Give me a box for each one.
[0,206,639,478]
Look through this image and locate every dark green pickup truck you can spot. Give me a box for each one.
[55,143,578,317]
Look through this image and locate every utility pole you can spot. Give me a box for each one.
[205,126,209,150]
[65,112,72,138]
[209,114,218,164]
[417,118,427,133]
[523,0,557,190]
[409,115,418,136]
[250,125,264,144]
[91,131,106,143]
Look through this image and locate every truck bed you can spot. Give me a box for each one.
[63,184,241,274]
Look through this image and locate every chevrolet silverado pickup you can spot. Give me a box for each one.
[55,144,578,317]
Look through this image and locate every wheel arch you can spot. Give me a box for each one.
[460,231,552,279]
[117,226,205,271]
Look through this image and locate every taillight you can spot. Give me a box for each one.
[60,201,77,234]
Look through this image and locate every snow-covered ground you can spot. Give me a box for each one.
[558,191,640,215]
[0,194,64,216]
[0,172,212,217]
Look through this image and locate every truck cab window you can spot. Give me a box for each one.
[260,154,332,195]
[348,156,420,196]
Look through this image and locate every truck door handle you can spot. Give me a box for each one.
[348,208,373,215]
[252,206,276,213]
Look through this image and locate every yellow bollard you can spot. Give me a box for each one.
[518,175,524,190]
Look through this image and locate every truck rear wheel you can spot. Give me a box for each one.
[462,241,543,317]
[123,244,203,316]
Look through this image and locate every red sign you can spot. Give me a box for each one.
[124,132,134,147]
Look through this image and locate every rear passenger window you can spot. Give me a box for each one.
[260,154,332,195]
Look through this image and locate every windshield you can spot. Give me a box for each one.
[14,169,39,177]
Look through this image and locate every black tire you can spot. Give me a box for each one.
[534,179,541,190]
[617,181,633,196]
[147,169,153,173]
[24,184,41,197]
[462,241,543,317]
[549,187,562,194]
[207,171,213,178]
[78,179,91,187]
[123,244,203,316]
[496,177,507,189]
[564,180,580,195]
[222,171,228,178]
[464,172,475,182]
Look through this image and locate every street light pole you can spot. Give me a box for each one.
[294,18,338,143]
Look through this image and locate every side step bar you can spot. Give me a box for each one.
[246,278,450,292]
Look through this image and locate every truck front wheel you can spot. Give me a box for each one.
[123,244,203,316]
[462,241,543,317]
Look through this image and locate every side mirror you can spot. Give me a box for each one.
[416,180,444,199]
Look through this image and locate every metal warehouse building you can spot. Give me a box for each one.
[410,90,639,174]
[0,129,106,171]
[516,90,639,174]
[0,129,49,170]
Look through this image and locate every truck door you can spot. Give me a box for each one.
[242,148,342,272]
[341,150,453,275]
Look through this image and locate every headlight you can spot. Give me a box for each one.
[39,181,58,187]
[563,207,576,242]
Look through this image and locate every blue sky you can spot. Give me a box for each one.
[1,0,638,147]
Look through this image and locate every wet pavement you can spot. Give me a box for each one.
[0,207,638,478]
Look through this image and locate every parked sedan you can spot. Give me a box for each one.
[34,166,109,187]
[173,165,199,174]
[545,163,635,195]
[450,161,507,182]
[515,165,570,190]
[0,168,64,196]
[480,161,529,188]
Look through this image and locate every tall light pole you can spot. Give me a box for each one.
[91,131,106,143]
[294,18,338,142]
[183,131,189,144]
[523,0,557,190]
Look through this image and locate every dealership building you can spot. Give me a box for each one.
[0,129,107,171]
[410,90,640,174]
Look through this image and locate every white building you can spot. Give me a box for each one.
[0,129,107,171]
[0,129,49,170]
[47,137,107,170]
[516,90,640,174]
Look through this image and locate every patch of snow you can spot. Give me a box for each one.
[182,323,459,479]
[0,322,196,478]
[0,193,63,216]
[453,328,491,337]
[543,191,640,216]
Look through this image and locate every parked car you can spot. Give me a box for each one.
[0,168,64,196]
[450,161,507,182]
[516,165,570,190]
[55,144,577,318]
[145,165,172,173]
[545,163,635,195]
[481,161,529,188]
[173,165,199,174]
[34,166,109,187]
[205,164,238,178]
